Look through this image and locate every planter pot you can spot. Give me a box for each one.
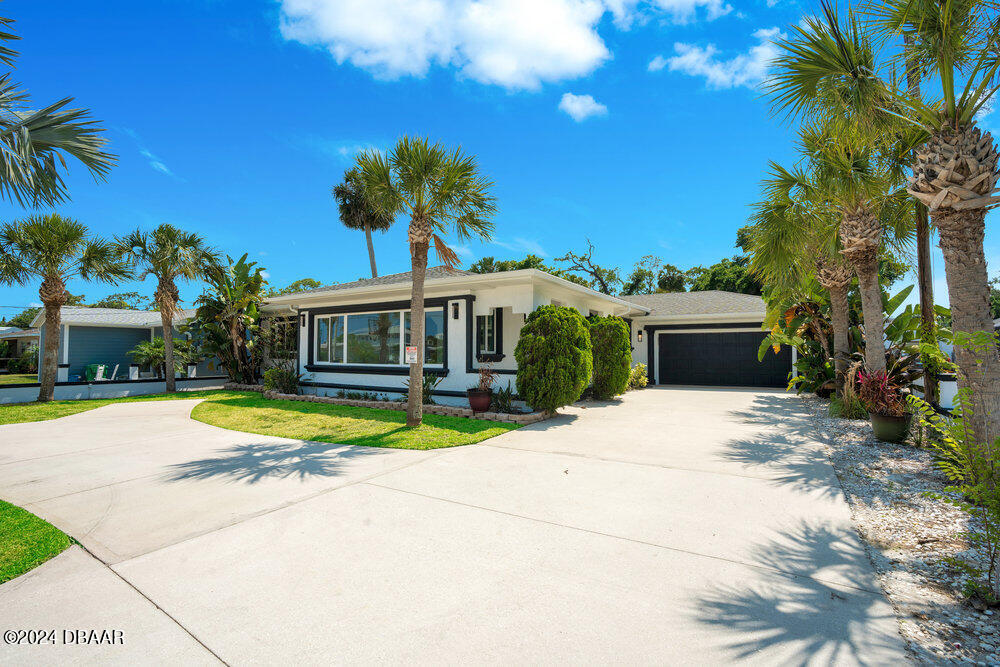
[870,413,912,443]
[467,389,492,413]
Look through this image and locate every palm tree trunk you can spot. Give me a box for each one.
[161,309,176,392]
[829,285,851,394]
[38,301,62,403]
[934,207,1000,454]
[406,217,430,428]
[854,262,887,372]
[365,221,378,278]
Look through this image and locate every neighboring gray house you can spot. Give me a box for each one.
[29,307,221,382]
[0,327,40,356]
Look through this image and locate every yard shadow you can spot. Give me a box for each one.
[692,521,900,664]
[164,441,384,484]
[721,394,841,498]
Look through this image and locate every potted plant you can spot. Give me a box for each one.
[856,366,912,443]
[467,363,496,413]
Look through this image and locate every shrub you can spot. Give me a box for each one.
[263,367,300,395]
[627,362,648,390]
[588,316,631,400]
[492,380,515,413]
[8,344,38,374]
[514,305,592,413]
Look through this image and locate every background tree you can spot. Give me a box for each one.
[118,224,216,393]
[1,305,39,328]
[333,167,394,278]
[267,277,322,296]
[356,137,496,427]
[0,214,129,401]
[0,14,115,208]
[467,254,590,286]
[555,240,621,294]
[88,291,146,310]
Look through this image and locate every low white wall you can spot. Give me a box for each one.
[0,377,227,405]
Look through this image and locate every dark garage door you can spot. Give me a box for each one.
[657,331,792,388]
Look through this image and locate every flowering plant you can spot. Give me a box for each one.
[856,367,908,417]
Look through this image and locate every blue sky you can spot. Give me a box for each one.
[1,0,994,314]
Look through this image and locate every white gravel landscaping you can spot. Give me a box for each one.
[802,395,1000,665]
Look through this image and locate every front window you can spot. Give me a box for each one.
[315,308,443,366]
[476,311,495,355]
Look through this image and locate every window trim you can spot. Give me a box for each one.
[311,306,445,370]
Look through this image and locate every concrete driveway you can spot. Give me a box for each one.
[0,388,907,664]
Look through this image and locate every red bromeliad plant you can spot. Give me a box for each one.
[856,368,908,417]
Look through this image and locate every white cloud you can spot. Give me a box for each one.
[647,55,668,71]
[278,0,731,90]
[29,301,42,308]
[139,149,174,177]
[660,26,786,90]
[493,237,548,256]
[261,271,271,280]
[558,92,608,121]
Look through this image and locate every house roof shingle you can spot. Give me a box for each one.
[622,290,766,318]
[279,266,473,297]
[30,307,195,328]
[0,327,38,339]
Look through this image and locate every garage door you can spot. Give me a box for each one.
[657,331,792,387]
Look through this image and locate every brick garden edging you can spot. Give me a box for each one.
[223,383,551,426]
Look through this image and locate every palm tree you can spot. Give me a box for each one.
[332,168,394,278]
[117,225,216,393]
[869,0,1000,450]
[0,14,115,208]
[355,137,496,427]
[748,173,854,393]
[0,214,130,401]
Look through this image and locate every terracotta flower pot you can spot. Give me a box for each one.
[870,413,912,443]
[467,389,492,413]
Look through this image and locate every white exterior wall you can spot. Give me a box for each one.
[0,377,226,405]
[287,272,642,404]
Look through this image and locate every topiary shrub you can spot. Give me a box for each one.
[514,305,592,413]
[589,316,631,399]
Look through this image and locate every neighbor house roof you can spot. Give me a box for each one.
[278,266,473,297]
[0,327,38,340]
[623,290,766,320]
[30,307,195,329]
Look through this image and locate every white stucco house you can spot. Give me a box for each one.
[263,266,793,404]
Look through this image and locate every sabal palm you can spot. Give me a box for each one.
[332,167,394,278]
[749,174,854,392]
[0,15,115,208]
[355,137,496,427]
[117,225,216,393]
[0,214,130,401]
[869,0,1000,451]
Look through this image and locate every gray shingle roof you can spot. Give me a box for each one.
[280,266,472,296]
[0,327,38,339]
[34,307,195,328]
[623,290,765,318]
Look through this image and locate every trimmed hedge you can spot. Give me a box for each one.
[515,305,592,413]
[589,316,631,399]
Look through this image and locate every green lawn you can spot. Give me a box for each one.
[0,390,251,425]
[191,393,519,449]
[0,373,37,385]
[0,501,70,584]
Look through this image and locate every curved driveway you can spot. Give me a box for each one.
[0,389,906,664]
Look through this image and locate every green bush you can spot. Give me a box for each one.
[589,316,631,399]
[263,367,300,395]
[514,305,592,413]
[8,345,38,374]
[627,362,648,390]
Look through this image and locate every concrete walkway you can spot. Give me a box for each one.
[0,389,907,664]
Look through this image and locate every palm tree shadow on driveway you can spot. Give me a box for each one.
[162,441,385,484]
[691,521,903,663]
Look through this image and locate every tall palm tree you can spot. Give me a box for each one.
[748,174,854,393]
[0,14,115,208]
[355,137,496,427]
[117,225,216,393]
[870,0,1000,451]
[332,168,394,278]
[0,214,130,401]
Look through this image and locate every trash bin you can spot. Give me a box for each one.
[84,364,107,382]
